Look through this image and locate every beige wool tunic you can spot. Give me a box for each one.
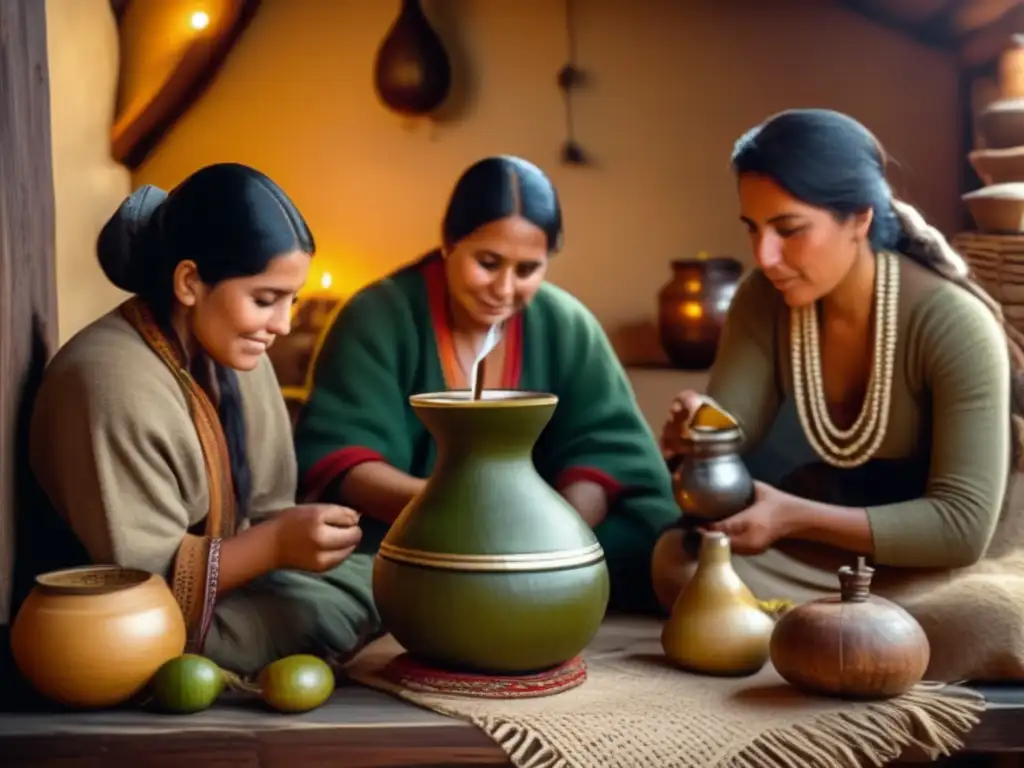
[27,307,379,675]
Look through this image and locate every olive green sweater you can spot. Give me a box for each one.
[708,255,1011,569]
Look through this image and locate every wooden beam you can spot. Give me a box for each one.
[862,0,952,24]
[953,0,1024,35]
[916,0,972,46]
[838,0,957,48]
[961,3,1024,68]
[0,0,59,627]
[108,0,130,25]
[111,0,261,169]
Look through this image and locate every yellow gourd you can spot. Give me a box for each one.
[661,532,776,676]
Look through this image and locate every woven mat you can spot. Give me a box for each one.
[379,652,588,698]
[344,625,985,768]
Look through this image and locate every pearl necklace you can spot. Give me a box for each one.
[790,251,900,468]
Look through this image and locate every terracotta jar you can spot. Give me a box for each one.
[11,565,187,708]
[962,182,1024,233]
[658,256,743,370]
[978,98,1024,150]
[373,390,610,674]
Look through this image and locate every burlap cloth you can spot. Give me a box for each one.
[343,618,985,768]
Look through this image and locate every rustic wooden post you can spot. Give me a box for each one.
[0,0,59,630]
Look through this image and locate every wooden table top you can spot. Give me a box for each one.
[1,685,508,767]
[3,616,1024,767]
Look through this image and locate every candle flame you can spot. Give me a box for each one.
[681,302,703,320]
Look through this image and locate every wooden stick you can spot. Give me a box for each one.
[472,357,486,400]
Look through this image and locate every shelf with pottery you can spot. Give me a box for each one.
[958,41,1024,335]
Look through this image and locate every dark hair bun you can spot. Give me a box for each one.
[96,184,168,293]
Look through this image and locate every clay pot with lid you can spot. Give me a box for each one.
[657,256,743,370]
[372,390,610,674]
[11,565,187,708]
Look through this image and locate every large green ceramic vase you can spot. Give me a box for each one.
[373,390,610,674]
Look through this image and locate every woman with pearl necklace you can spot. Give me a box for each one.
[653,108,1024,683]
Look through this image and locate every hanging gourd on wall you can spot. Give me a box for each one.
[373,0,452,117]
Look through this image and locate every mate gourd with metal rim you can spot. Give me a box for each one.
[666,397,755,556]
[372,390,610,674]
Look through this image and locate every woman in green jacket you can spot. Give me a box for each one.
[294,155,678,612]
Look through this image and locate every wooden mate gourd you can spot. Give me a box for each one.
[770,557,931,699]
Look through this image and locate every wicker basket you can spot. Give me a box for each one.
[952,231,1024,334]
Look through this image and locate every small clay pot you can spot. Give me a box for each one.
[962,182,1024,234]
[969,147,1024,185]
[978,98,1024,150]
[373,0,451,116]
[11,565,187,708]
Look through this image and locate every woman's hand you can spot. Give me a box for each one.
[703,481,795,556]
[272,504,363,572]
[561,480,609,529]
[660,389,704,458]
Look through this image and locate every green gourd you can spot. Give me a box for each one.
[150,653,335,715]
[150,654,225,714]
[257,655,335,713]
